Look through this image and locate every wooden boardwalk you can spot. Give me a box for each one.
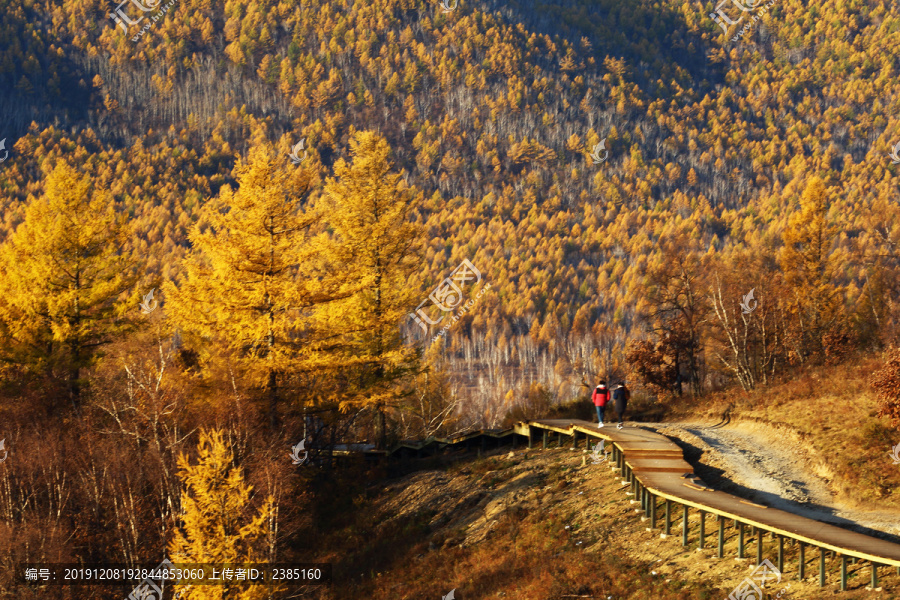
[524,418,900,590]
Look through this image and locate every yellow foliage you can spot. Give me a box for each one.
[317,131,424,420]
[169,429,275,600]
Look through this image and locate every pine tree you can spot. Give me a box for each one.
[0,162,135,409]
[164,143,330,427]
[169,429,274,600]
[317,131,424,448]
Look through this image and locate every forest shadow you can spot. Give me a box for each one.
[478,0,725,94]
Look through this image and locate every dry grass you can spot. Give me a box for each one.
[303,448,734,599]
[686,358,900,508]
[293,431,900,600]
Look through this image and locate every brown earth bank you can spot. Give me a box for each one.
[303,442,900,600]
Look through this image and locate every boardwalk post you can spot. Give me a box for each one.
[756,528,762,565]
[777,535,784,573]
[738,522,744,559]
[542,430,548,450]
[799,543,805,580]
[699,510,705,549]
[527,426,533,449]
[717,516,725,558]
[840,555,847,591]
[871,562,878,589]
[572,430,578,449]
[819,547,826,587]
[650,493,657,528]
[682,504,689,547]
[558,431,563,448]
[665,499,671,535]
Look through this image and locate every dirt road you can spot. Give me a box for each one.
[651,420,900,543]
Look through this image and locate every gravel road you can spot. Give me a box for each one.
[651,420,900,542]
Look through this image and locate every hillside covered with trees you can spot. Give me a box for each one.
[1,0,900,594]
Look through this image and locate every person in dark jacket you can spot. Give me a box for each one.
[591,380,610,427]
[613,381,631,429]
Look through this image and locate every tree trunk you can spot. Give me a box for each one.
[378,403,387,451]
[69,365,81,412]
[70,269,82,413]
[268,368,278,430]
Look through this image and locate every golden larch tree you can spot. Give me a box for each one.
[0,161,135,409]
[779,177,841,362]
[318,130,424,448]
[169,429,274,600]
[164,143,332,427]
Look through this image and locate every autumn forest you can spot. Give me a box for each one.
[0,0,899,594]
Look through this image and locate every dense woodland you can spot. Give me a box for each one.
[1,0,900,595]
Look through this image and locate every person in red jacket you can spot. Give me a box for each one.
[591,380,610,427]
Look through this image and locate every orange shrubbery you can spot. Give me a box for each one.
[872,348,900,428]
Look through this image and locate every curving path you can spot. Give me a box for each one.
[517,418,900,592]
[654,421,900,541]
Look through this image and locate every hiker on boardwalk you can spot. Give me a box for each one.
[591,380,610,427]
[613,381,630,429]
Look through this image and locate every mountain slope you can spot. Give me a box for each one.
[0,0,898,421]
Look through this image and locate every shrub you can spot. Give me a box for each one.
[872,348,900,428]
